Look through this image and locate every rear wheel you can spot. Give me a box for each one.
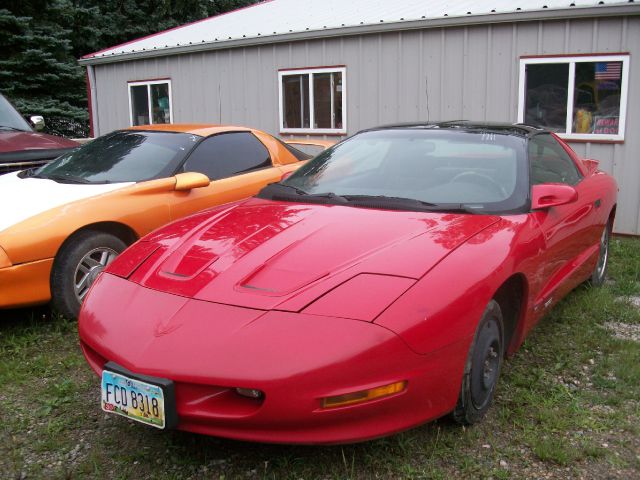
[590,223,610,287]
[452,300,504,425]
[51,231,126,319]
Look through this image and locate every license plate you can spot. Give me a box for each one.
[101,370,166,429]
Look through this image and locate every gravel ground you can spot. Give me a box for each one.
[605,321,640,342]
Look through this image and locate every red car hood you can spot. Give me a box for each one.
[0,130,78,153]
[120,198,500,311]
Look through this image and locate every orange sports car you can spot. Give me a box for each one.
[0,124,329,318]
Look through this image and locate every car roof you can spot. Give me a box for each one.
[369,121,547,137]
[126,123,254,137]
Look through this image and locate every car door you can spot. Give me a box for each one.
[528,133,600,312]
[169,131,283,220]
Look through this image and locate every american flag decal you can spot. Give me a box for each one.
[595,62,622,80]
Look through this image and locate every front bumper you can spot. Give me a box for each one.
[0,258,53,308]
[79,273,468,444]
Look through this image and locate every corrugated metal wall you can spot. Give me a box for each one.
[92,16,640,234]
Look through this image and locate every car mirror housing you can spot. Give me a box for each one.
[531,183,578,210]
[30,115,45,131]
[583,158,600,175]
[174,172,210,191]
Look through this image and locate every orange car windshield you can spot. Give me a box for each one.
[32,130,201,184]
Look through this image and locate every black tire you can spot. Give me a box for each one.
[589,222,611,287]
[51,230,127,319]
[452,300,504,425]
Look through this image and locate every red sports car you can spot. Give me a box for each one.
[78,122,617,444]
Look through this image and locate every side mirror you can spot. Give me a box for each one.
[583,158,599,175]
[531,183,578,210]
[30,115,45,131]
[174,172,210,191]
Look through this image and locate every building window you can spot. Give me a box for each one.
[518,55,629,141]
[128,80,173,126]
[279,67,346,134]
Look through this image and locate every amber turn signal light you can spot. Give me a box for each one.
[321,381,407,409]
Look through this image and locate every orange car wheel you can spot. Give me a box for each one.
[51,230,126,319]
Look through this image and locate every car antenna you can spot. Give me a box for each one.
[425,75,430,123]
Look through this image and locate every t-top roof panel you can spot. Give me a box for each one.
[82,0,636,61]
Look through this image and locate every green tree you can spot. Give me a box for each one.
[0,3,87,123]
[0,0,259,137]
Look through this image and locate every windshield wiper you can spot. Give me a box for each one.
[33,173,92,184]
[271,183,308,195]
[259,183,348,204]
[340,195,478,214]
[18,167,37,178]
[261,187,478,213]
[342,195,438,207]
[426,203,479,214]
[262,183,340,198]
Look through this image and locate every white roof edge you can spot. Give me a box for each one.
[79,1,640,66]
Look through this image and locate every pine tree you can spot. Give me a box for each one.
[0,0,259,137]
[0,2,87,122]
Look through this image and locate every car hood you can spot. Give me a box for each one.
[122,198,500,311]
[0,172,131,234]
[0,130,78,153]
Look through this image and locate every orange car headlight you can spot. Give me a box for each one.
[0,246,12,269]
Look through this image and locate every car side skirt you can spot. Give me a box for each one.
[0,258,53,308]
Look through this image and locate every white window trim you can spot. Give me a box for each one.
[278,67,347,135]
[127,79,173,126]
[517,55,629,142]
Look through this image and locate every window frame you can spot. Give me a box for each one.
[278,66,347,135]
[127,79,173,127]
[517,54,629,142]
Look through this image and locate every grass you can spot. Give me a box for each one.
[1,237,639,479]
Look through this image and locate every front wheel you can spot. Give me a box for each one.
[452,300,504,425]
[51,231,127,319]
[590,223,610,287]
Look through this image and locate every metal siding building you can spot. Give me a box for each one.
[80,1,640,234]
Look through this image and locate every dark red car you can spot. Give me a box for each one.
[79,122,617,444]
[0,93,78,174]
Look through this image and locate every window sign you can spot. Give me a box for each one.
[279,67,346,134]
[518,55,629,141]
[128,80,173,126]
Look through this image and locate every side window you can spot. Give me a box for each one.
[183,132,272,180]
[528,134,582,186]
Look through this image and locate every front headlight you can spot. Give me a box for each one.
[0,246,12,269]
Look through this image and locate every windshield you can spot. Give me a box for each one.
[34,130,201,184]
[0,94,32,131]
[272,129,528,214]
